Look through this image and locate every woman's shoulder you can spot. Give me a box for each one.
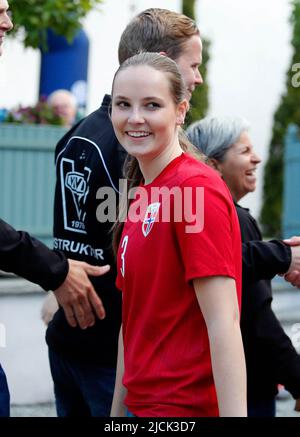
[177,153,226,188]
[172,154,235,212]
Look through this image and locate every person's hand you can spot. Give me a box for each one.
[294,398,300,412]
[283,237,300,288]
[53,259,110,329]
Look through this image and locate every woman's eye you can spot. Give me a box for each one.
[116,101,129,108]
[147,102,160,109]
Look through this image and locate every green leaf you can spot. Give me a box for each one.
[8,0,104,49]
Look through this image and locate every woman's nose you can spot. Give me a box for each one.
[128,108,144,124]
[252,152,261,163]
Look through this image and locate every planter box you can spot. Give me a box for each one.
[0,123,67,246]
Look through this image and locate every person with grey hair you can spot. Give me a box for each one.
[188,116,250,162]
[187,116,300,416]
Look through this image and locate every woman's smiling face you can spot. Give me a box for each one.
[111,64,186,161]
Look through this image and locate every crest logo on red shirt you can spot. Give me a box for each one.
[142,202,161,237]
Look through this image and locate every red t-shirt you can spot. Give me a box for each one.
[116,153,242,417]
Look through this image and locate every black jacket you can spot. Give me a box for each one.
[46,95,126,367]
[0,218,68,290]
[236,203,300,401]
[242,238,290,283]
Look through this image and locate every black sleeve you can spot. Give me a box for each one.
[255,303,300,399]
[243,240,291,283]
[0,218,68,291]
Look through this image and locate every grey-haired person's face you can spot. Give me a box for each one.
[215,131,261,202]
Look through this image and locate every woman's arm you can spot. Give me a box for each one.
[110,325,127,417]
[193,276,247,417]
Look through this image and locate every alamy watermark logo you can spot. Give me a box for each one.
[96,179,205,234]
[0,323,6,348]
[291,63,300,87]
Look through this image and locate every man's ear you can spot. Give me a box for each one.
[158,51,167,57]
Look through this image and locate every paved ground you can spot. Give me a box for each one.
[11,402,56,417]
[9,392,300,417]
[276,389,300,417]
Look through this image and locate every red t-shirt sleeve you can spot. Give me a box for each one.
[174,175,237,283]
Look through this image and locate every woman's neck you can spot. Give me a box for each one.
[138,141,183,185]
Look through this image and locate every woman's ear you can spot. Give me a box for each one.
[176,99,189,126]
[209,158,223,175]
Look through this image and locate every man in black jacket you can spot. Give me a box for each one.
[0,0,109,417]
